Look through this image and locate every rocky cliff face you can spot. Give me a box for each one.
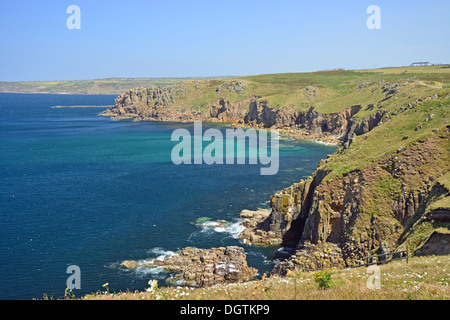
[102,82,448,278]
[101,86,385,145]
[264,128,450,275]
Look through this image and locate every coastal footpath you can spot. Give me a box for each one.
[101,66,450,285]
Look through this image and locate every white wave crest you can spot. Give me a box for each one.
[199,219,245,239]
[147,247,177,260]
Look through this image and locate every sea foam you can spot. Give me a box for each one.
[199,219,245,239]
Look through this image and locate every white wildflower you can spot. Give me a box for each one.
[147,279,159,293]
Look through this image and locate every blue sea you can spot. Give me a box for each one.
[0,93,336,299]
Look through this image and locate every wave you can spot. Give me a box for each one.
[246,251,274,266]
[306,139,337,146]
[134,265,166,278]
[146,247,177,260]
[128,247,178,279]
[198,219,245,239]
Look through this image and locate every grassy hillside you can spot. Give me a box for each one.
[322,97,449,181]
[238,65,450,113]
[0,76,232,95]
[117,65,450,116]
[81,255,449,300]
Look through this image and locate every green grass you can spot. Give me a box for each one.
[0,76,233,95]
[364,175,402,218]
[322,99,450,182]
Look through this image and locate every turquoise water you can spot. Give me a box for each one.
[0,93,336,299]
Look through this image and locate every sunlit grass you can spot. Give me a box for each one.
[81,255,449,300]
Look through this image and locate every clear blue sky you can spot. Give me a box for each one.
[0,0,449,81]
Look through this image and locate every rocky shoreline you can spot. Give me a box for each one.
[120,246,257,287]
[105,79,449,286]
[98,84,386,146]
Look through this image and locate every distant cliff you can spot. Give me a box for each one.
[100,82,386,145]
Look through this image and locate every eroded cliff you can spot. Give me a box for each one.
[100,82,387,145]
[267,127,449,275]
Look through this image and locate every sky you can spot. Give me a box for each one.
[0,0,449,81]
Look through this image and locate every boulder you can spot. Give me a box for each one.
[120,260,138,269]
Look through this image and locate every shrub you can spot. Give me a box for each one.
[314,269,333,289]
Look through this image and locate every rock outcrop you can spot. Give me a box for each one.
[121,246,257,287]
[238,208,281,245]
[415,232,450,256]
[100,85,191,121]
[216,80,247,95]
[252,128,449,276]
[100,85,386,145]
[271,242,346,276]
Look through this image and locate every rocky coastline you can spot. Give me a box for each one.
[105,78,449,286]
[99,84,386,146]
[120,246,257,287]
[247,128,449,276]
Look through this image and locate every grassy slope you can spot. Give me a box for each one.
[239,65,450,112]
[248,67,450,178]
[171,65,450,116]
[0,76,232,95]
[234,65,450,182]
[82,255,449,300]
[323,98,449,181]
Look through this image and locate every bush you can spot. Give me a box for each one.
[314,269,333,289]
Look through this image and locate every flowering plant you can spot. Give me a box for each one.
[147,280,159,293]
[314,269,333,289]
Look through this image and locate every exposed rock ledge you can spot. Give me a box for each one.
[271,242,346,276]
[238,208,281,245]
[120,246,257,287]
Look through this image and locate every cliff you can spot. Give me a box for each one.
[100,81,387,145]
[100,67,450,276]
[269,128,449,275]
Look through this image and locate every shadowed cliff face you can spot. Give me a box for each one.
[268,128,449,275]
